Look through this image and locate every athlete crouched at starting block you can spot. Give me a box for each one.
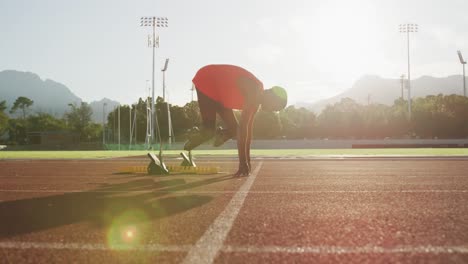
[184,64,287,177]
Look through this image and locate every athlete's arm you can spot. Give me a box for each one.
[236,106,257,176]
[235,77,261,176]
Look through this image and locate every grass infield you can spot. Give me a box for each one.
[1,148,468,159]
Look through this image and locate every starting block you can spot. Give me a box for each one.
[117,151,219,175]
[118,164,219,175]
[147,152,169,175]
[180,151,196,167]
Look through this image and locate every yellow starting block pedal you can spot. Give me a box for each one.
[118,165,219,175]
[118,166,147,174]
[167,165,219,174]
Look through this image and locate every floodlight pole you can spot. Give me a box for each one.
[399,23,418,120]
[118,105,120,150]
[140,16,169,150]
[464,63,466,97]
[145,96,152,146]
[400,74,405,100]
[144,81,151,146]
[464,64,466,97]
[129,106,132,149]
[113,107,116,144]
[151,22,156,147]
[191,85,195,102]
[133,105,137,144]
[161,58,172,146]
[102,103,107,146]
[457,50,467,97]
[162,59,169,100]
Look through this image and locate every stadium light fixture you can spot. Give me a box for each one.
[457,50,466,97]
[140,16,169,148]
[162,58,169,71]
[399,23,418,120]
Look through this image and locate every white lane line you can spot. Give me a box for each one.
[0,189,467,194]
[182,162,263,264]
[0,242,190,252]
[0,160,233,164]
[222,245,468,254]
[1,242,467,255]
[263,176,468,179]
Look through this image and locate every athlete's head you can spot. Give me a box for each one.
[261,86,287,112]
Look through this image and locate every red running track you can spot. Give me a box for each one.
[0,158,467,263]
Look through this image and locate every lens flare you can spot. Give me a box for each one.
[123,226,136,241]
[106,209,148,250]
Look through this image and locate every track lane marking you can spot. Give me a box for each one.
[1,242,467,255]
[0,189,467,194]
[0,242,190,252]
[182,162,263,264]
[221,245,468,254]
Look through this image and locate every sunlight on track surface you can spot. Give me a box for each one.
[0,157,467,263]
[2,148,468,159]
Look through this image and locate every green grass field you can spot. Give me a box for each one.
[1,148,468,159]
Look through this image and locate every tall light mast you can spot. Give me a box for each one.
[457,50,466,97]
[140,16,168,148]
[399,23,418,119]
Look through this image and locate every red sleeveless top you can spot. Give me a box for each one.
[192,65,263,109]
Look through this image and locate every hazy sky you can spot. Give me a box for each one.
[1,0,468,106]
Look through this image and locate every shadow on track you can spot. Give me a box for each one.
[0,174,234,238]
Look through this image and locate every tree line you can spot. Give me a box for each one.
[0,96,100,145]
[1,93,468,146]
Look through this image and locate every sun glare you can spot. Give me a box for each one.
[306,1,381,83]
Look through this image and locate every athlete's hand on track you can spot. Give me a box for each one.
[234,164,250,177]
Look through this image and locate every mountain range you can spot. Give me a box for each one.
[0,70,119,122]
[300,75,467,113]
[1,70,466,120]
